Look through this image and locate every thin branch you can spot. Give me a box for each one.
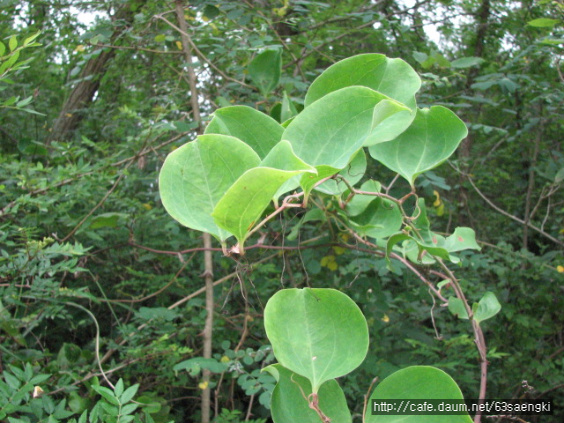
[462,171,564,248]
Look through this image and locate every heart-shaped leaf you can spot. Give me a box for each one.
[305,53,421,111]
[205,105,284,158]
[366,366,473,423]
[264,364,351,423]
[264,288,369,393]
[369,106,468,186]
[159,134,260,241]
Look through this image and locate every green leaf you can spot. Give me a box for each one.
[366,366,473,423]
[283,86,411,194]
[450,57,485,68]
[448,297,469,320]
[120,403,139,415]
[348,198,402,239]
[345,180,402,238]
[119,384,139,404]
[315,149,367,196]
[8,36,17,52]
[473,292,501,324]
[159,134,260,242]
[0,41,5,57]
[212,166,312,250]
[264,288,369,393]
[249,48,282,96]
[203,5,220,20]
[89,213,128,229]
[305,53,421,111]
[281,91,298,123]
[114,379,124,398]
[264,364,352,423]
[205,106,284,158]
[92,385,120,406]
[527,18,560,28]
[23,32,41,46]
[345,180,382,216]
[259,140,317,200]
[369,106,468,186]
[0,51,20,75]
[443,228,481,253]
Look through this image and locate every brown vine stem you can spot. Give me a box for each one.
[308,393,331,423]
[435,259,488,423]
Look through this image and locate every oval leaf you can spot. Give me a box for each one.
[264,288,369,393]
[305,53,421,110]
[369,106,468,186]
[366,366,473,423]
[159,134,260,241]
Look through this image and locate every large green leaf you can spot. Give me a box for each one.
[249,48,281,97]
[283,86,411,194]
[366,366,473,423]
[264,364,351,423]
[305,53,421,111]
[205,106,284,159]
[369,106,468,186]
[264,288,369,393]
[212,166,312,251]
[159,134,260,241]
